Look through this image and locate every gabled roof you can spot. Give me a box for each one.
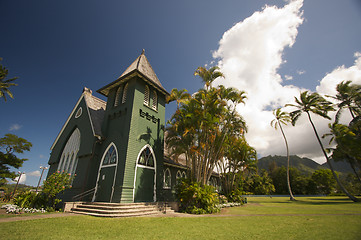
[50,88,106,150]
[97,50,169,97]
[83,89,106,137]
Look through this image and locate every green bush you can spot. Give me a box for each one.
[176,179,220,214]
[227,189,246,204]
[13,171,73,211]
[42,171,73,209]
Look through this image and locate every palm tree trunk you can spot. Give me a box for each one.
[349,160,361,184]
[307,112,359,202]
[278,122,295,201]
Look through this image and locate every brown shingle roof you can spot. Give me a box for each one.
[83,89,106,137]
[97,50,169,97]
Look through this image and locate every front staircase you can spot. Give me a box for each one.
[69,202,173,217]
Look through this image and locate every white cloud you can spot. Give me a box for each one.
[9,124,22,131]
[316,52,361,98]
[27,170,41,177]
[284,75,293,80]
[13,174,26,184]
[212,0,361,164]
[297,70,306,75]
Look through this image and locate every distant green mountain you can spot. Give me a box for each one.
[258,155,354,175]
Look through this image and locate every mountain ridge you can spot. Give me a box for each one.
[258,155,353,175]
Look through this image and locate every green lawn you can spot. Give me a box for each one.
[1,197,361,240]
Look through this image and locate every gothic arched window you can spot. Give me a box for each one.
[163,168,171,189]
[102,144,117,166]
[137,146,154,167]
[144,85,150,106]
[57,128,80,176]
[122,83,128,104]
[152,90,157,111]
[114,85,123,107]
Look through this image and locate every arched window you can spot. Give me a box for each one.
[163,168,171,189]
[102,144,117,166]
[182,171,187,179]
[114,85,122,107]
[176,170,182,185]
[122,83,128,104]
[137,146,154,167]
[57,128,81,175]
[144,85,150,106]
[152,90,157,110]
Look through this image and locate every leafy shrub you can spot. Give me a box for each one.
[227,189,246,204]
[12,171,73,211]
[41,171,73,210]
[176,179,220,214]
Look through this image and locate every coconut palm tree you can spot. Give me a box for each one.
[271,108,295,201]
[286,91,359,202]
[0,58,18,102]
[328,81,361,122]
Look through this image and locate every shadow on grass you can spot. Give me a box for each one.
[260,197,360,206]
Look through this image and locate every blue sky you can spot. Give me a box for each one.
[1,0,361,186]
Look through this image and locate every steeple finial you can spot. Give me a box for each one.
[141,49,145,55]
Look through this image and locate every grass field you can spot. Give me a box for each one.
[1,197,361,240]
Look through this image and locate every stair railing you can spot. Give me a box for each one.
[72,187,96,201]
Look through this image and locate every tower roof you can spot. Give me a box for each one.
[97,50,169,96]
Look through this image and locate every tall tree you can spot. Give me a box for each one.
[0,58,18,102]
[0,134,32,186]
[166,66,248,185]
[286,91,359,202]
[271,108,295,200]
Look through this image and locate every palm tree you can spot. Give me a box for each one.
[166,88,191,109]
[271,108,295,201]
[328,81,361,122]
[194,66,224,89]
[286,91,359,202]
[0,58,18,102]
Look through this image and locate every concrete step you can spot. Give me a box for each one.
[71,209,159,218]
[76,204,156,211]
[70,202,160,217]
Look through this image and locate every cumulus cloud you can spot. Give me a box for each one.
[212,0,361,163]
[9,124,22,131]
[27,170,41,177]
[13,174,26,184]
[284,75,293,81]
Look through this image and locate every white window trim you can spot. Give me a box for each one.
[163,168,171,189]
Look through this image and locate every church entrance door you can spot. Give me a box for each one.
[93,144,118,202]
[134,146,156,202]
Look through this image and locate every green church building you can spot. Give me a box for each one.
[47,51,188,204]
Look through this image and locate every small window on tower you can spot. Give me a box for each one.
[114,85,122,107]
[122,83,128,104]
[144,85,150,106]
[152,90,157,111]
